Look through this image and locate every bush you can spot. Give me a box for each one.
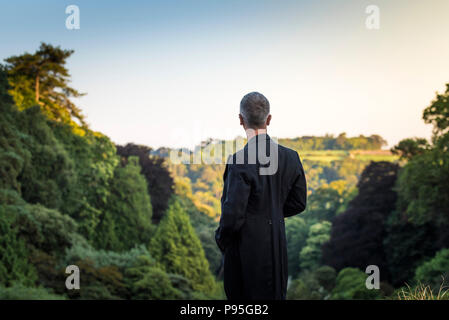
[149,198,217,295]
[125,256,181,300]
[287,266,337,300]
[13,203,81,255]
[96,156,154,251]
[65,259,127,299]
[0,285,65,300]
[0,207,37,287]
[331,268,382,300]
[63,243,151,270]
[415,248,449,290]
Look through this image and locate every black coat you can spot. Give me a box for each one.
[215,133,307,300]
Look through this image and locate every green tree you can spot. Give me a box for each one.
[383,216,437,287]
[423,83,449,139]
[0,208,37,287]
[322,162,399,280]
[415,249,449,291]
[391,138,430,160]
[0,65,13,104]
[124,256,182,300]
[285,216,308,277]
[96,156,154,251]
[301,186,341,223]
[0,285,64,300]
[287,278,317,300]
[385,83,449,286]
[395,141,449,225]
[299,221,331,271]
[49,119,119,241]
[15,106,77,213]
[149,198,216,295]
[287,266,337,300]
[5,42,85,124]
[331,268,381,300]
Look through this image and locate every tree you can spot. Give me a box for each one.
[383,217,438,287]
[116,143,174,224]
[65,259,127,300]
[15,106,78,213]
[314,265,337,292]
[285,216,308,277]
[51,123,119,241]
[385,84,449,287]
[173,176,222,275]
[368,134,388,150]
[0,207,37,287]
[395,141,449,226]
[322,162,399,281]
[335,132,349,149]
[0,285,64,300]
[391,138,430,160]
[96,156,154,251]
[414,249,449,291]
[124,256,182,300]
[331,268,381,300]
[0,65,13,104]
[301,186,342,223]
[5,43,85,124]
[423,83,449,139]
[299,221,331,271]
[149,198,216,295]
[287,278,318,300]
[287,266,337,300]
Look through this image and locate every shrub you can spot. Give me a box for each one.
[0,207,37,287]
[0,285,64,300]
[331,268,381,300]
[125,256,182,300]
[415,248,449,290]
[63,243,151,270]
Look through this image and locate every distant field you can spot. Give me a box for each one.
[298,149,399,163]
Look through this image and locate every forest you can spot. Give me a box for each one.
[1,43,449,300]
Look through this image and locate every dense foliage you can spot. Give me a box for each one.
[1,43,448,300]
[0,45,219,300]
[322,161,399,281]
[116,144,174,224]
[278,132,387,151]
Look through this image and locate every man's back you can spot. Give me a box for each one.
[216,133,307,300]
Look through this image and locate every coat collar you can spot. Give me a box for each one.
[246,133,271,146]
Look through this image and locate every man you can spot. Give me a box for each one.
[215,92,307,300]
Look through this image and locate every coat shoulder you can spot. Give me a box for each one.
[277,143,301,162]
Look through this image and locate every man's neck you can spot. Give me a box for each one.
[246,128,267,141]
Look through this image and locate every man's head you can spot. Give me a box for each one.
[239,92,271,130]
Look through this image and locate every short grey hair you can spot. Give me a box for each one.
[240,92,270,128]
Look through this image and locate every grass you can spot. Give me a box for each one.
[353,154,399,161]
[396,282,449,300]
[298,150,399,163]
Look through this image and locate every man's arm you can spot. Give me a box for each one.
[215,163,251,253]
[283,154,307,217]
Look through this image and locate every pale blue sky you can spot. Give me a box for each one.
[1,0,449,149]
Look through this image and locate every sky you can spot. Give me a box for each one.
[1,0,449,149]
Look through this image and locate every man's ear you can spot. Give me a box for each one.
[266,114,272,126]
[239,114,245,126]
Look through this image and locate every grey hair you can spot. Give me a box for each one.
[239,92,270,128]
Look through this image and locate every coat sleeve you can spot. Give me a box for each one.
[283,153,307,217]
[215,163,251,253]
